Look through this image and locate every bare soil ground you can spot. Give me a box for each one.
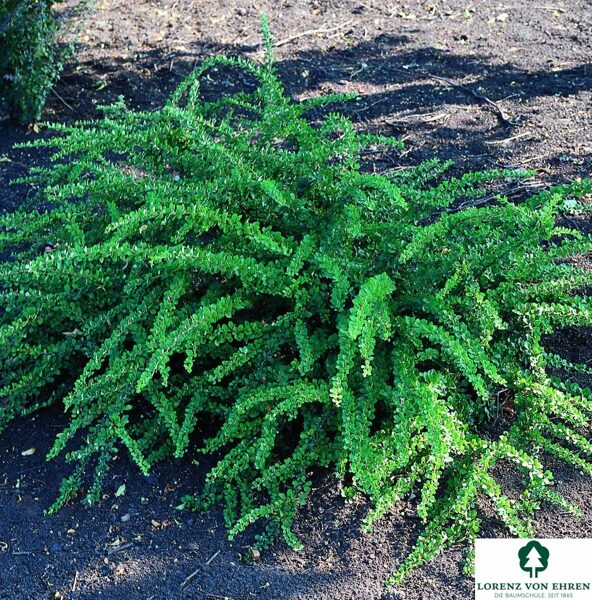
[1,1,592,599]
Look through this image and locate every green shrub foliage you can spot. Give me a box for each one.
[2,31,592,582]
[1,0,66,123]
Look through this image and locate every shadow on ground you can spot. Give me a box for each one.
[45,32,592,176]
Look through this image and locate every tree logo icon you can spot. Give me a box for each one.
[518,540,550,578]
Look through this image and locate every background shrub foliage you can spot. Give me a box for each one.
[0,0,66,123]
[2,30,592,581]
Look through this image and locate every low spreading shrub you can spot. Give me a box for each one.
[1,25,592,582]
[1,0,68,123]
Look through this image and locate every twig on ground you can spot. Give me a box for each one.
[499,153,551,167]
[274,20,353,47]
[423,72,516,127]
[72,571,79,592]
[387,110,451,124]
[534,5,566,12]
[484,131,533,145]
[391,67,517,127]
[205,549,221,565]
[444,180,549,214]
[51,87,75,112]
[181,567,201,589]
[181,550,221,590]
[352,98,386,113]
[107,542,133,556]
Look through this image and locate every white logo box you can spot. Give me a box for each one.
[475,538,592,600]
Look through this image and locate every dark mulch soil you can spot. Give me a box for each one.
[1,1,592,598]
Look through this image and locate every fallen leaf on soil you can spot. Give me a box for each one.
[21,448,36,456]
[107,537,124,547]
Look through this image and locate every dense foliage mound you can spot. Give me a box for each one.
[2,30,592,581]
[1,0,67,123]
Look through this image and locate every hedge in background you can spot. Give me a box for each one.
[0,0,66,123]
[1,28,592,582]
